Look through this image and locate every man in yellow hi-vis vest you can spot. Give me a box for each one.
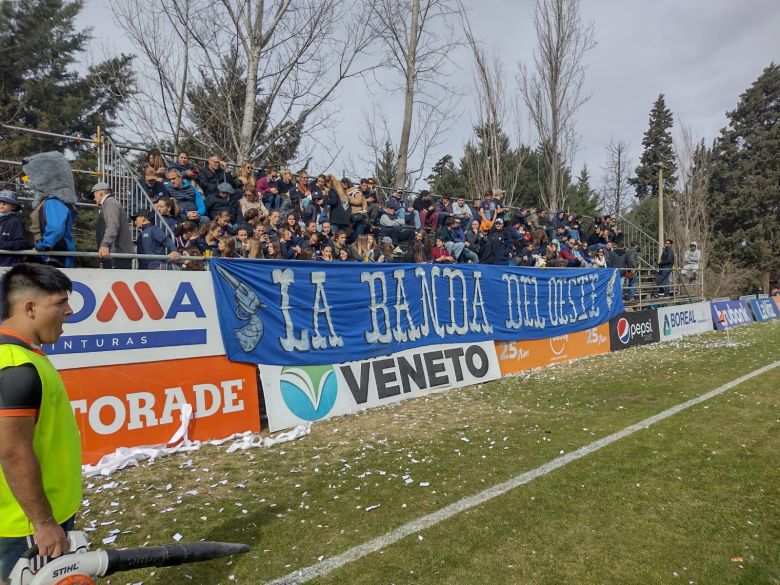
[0,263,81,584]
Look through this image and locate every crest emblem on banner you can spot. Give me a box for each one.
[606,270,618,311]
[213,263,264,352]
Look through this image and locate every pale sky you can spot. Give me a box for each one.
[78,0,780,192]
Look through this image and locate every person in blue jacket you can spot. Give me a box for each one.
[23,152,77,268]
[133,210,180,270]
[0,191,28,267]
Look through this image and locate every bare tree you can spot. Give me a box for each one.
[370,0,463,188]
[518,0,594,212]
[669,121,711,270]
[600,138,633,217]
[461,18,526,203]
[112,0,377,163]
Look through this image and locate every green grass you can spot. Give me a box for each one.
[81,320,780,585]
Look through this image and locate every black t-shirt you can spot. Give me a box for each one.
[0,363,42,414]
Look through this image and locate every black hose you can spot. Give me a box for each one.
[104,542,250,575]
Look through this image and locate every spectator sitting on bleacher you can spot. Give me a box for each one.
[166,151,198,181]
[238,185,268,222]
[681,241,701,282]
[0,191,27,267]
[155,197,181,234]
[379,201,409,252]
[206,182,239,221]
[480,218,513,265]
[198,155,236,199]
[165,168,198,216]
[413,190,438,230]
[452,196,473,222]
[479,191,498,231]
[435,195,453,228]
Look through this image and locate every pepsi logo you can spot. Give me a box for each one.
[617,318,631,344]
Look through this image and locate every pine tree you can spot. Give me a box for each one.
[709,63,780,289]
[567,164,600,217]
[426,154,467,196]
[373,139,399,190]
[0,0,134,160]
[629,94,677,200]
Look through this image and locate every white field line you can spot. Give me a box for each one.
[265,359,780,585]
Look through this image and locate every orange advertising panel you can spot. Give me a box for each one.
[61,356,261,464]
[496,324,610,375]
[774,296,780,313]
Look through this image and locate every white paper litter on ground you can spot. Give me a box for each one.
[81,402,311,477]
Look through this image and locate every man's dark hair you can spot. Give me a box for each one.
[1,263,72,319]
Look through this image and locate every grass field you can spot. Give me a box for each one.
[80,320,780,585]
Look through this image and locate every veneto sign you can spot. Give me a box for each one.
[61,355,260,464]
[259,341,501,432]
[49,270,225,369]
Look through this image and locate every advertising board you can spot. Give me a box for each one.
[496,324,610,375]
[259,341,501,432]
[61,355,260,464]
[748,298,779,322]
[609,309,660,351]
[656,302,713,341]
[710,300,754,330]
[48,270,225,370]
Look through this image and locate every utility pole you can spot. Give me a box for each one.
[657,162,665,248]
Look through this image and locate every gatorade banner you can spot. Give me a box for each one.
[748,298,780,321]
[496,324,610,375]
[61,356,261,464]
[210,259,624,366]
[259,341,501,432]
[710,300,754,330]
[656,302,713,341]
[609,309,660,350]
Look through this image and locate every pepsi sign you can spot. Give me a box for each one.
[609,309,660,351]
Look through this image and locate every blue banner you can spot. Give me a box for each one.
[710,300,754,330]
[210,259,624,366]
[748,298,779,322]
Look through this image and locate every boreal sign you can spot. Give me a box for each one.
[211,259,624,366]
[656,301,713,341]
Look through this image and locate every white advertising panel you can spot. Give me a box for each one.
[45,269,225,369]
[259,341,501,432]
[657,301,713,341]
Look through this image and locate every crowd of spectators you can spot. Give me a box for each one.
[1,149,648,297]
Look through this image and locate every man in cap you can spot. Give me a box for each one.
[133,210,180,270]
[378,200,411,253]
[0,191,28,267]
[206,182,240,223]
[92,182,133,269]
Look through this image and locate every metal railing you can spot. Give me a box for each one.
[623,267,705,310]
[97,134,176,241]
[616,214,660,269]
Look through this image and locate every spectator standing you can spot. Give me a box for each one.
[0,191,27,267]
[0,264,83,583]
[92,182,133,269]
[133,210,180,270]
[480,218,513,265]
[657,239,675,296]
[681,241,701,282]
[479,191,498,231]
[24,152,77,268]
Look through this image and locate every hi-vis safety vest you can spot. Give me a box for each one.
[0,335,82,537]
